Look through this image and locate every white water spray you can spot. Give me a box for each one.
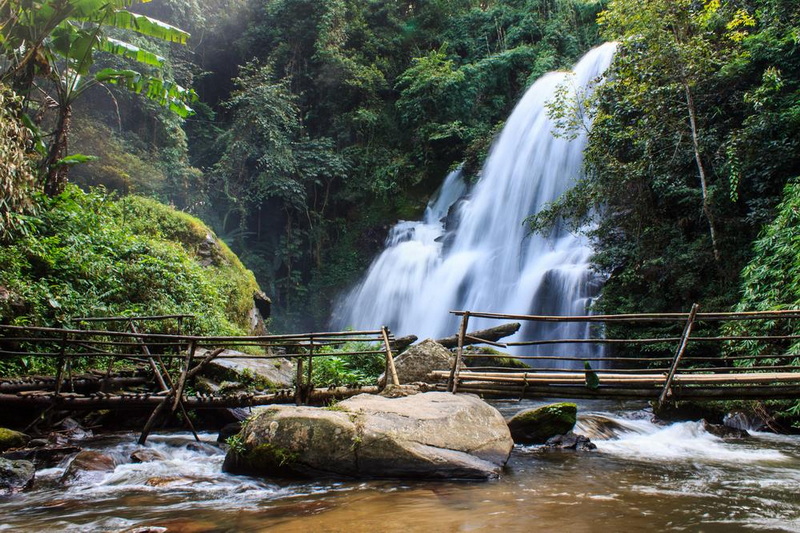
[333,44,618,355]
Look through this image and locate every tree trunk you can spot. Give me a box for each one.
[684,83,721,262]
[43,103,72,196]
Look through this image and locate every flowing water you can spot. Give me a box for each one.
[2,400,799,532]
[333,43,617,353]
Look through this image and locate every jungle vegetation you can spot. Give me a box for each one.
[1,0,799,346]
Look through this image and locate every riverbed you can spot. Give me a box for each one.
[1,399,798,532]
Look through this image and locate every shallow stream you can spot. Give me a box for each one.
[2,399,799,532]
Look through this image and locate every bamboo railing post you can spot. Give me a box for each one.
[139,341,201,445]
[170,340,200,442]
[381,326,399,387]
[448,312,470,393]
[658,303,700,407]
[295,355,304,406]
[54,331,69,395]
[307,337,314,390]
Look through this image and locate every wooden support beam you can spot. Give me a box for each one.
[659,303,700,407]
[382,326,399,387]
[448,312,470,393]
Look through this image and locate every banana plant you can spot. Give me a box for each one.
[0,0,196,195]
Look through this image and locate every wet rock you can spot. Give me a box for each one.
[701,419,750,439]
[578,414,628,440]
[380,339,455,385]
[217,422,242,443]
[224,392,513,480]
[507,403,578,444]
[130,449,167,463]
[2,445,82,469]
[723,411,765,432]
[0,428,30,451]
[186,442,222,455]
[51,417,92,444]
[29,438,49,448]
[545,432,597,451]
[0,457,35,493]
[60,451,118,483]
[379,384,421,398]
[145,476,195,488]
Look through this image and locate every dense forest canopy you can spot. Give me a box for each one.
[1,0,799,341]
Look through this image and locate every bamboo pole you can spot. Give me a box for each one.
[382,326,400,387]
[295,357,304,406]
[448,312,470,393]
[659,304,700,406]
[450,308,800,322]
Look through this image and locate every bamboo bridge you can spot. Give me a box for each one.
[1,306,799,442]
[439,305,800,404]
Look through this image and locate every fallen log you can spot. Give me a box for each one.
[0,376,149,394]
[390,335,418,353]
[0,385,380,409]
[435,322,521,348]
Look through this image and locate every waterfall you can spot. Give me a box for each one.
[333,43,617,359]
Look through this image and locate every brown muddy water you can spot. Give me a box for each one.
[1,399,799,532]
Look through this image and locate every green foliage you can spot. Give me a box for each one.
[532,0,800,327]
[225,433,246,454]
[310,341,385,387]
[725,180,800,373]
[0,83,37,240]
[0,186,260,338]
[203,0,604,330]
[0,0,197,194]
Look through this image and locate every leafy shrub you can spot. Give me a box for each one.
[310,341,386,387]
[0,186,261,342]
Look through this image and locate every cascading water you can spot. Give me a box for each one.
[333,43,617,362]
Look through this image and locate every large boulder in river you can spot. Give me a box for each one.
[507,403,578,444]
[223,392,513,480]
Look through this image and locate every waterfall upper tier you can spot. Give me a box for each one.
[333,43,618,345]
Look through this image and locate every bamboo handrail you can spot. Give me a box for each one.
[450,308,800,322]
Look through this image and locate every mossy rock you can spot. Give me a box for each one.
[0,458,35,493]
[0,428,30,452]
[507,403,578,444]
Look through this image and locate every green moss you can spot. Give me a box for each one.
[508,403,578,445]
[246,442,300,469]
[0,428,29,451]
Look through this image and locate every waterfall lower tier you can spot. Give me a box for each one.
[333,43,618,359]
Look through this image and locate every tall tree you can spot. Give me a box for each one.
[0,0,195,194]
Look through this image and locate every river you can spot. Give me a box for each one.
[1,399,798,532]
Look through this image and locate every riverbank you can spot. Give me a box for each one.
[0,398,798,532]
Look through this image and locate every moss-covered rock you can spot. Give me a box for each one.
[223,392,513,480]
[507,403,578,444]
[0,458,34,493]
[0,428,29,451]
